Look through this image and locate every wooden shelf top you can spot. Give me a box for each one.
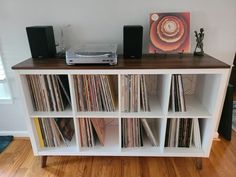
[12,54,230,70]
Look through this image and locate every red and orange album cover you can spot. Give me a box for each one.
[149,12,190,53]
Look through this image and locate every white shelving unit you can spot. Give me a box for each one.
[12,54,231,167]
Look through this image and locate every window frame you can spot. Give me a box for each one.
[0,55,12,104]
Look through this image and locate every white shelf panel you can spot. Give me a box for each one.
[167,95,212,118]
[38,145,78,156]
[121,147,162,156]
[37,135,78,156]
[121,113,164,118]
[80,125,120,153]
[76,111,119,118]
[163,147,206,157]
[30,106,73,118]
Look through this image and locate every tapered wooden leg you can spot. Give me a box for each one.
[195,157,202,170]
[41,156,47,168]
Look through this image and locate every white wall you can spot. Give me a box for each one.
[0,0,236,135]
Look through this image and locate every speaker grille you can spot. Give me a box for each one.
[26,26,56,58]
[123,25,143,59]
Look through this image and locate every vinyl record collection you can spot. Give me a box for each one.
[122,118,158,147]
[165,118,201,148]
[73,75,116,112]
[121,75,139,112]
[140,75,150,111]
[31,73,202,150]
[26,75,71,111]
[34,118,74,148]
[78,118,105,147]
[169,74,186,112]
[121,75,151,112]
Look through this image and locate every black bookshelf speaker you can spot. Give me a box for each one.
[26,26,56,58]
[218,84,234,140]
[123,25,143,59]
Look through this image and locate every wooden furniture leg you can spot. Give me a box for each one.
[41,156,47,168]
[195,157,202,170]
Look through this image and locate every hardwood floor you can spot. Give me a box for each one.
[0,132,236,177]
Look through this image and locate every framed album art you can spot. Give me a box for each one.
[149,12,190,53]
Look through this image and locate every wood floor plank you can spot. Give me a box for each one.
[121,157,141,177]
[61,156,93,177]
[90,157,121,177]
[140,157,172,177]
[0,131,236,177]
[164,158,177,177]
[0,140,31,177]
[171,157,200,177]
[209,140,236,177]
[197,157,220,177]
[23,155,47,177]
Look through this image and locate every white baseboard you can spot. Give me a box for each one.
[0,131,29,137]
